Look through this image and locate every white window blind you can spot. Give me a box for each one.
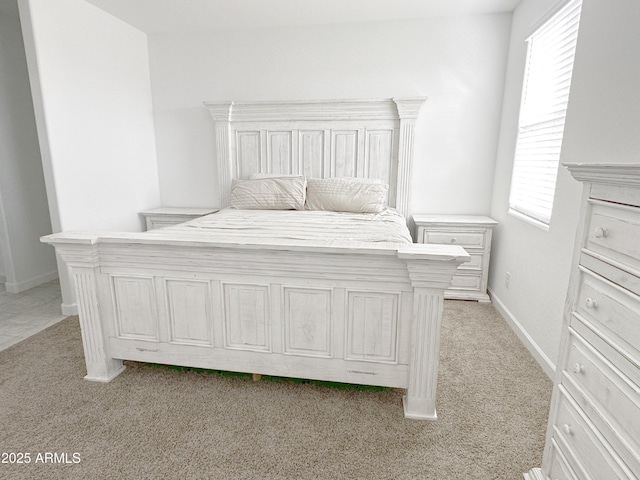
[508,0,582,227]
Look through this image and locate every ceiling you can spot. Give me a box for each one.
[84,0,523,34]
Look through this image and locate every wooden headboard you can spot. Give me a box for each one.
[204,98,426,218]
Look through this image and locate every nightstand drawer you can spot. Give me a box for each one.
[421,231,485,248]
[140,207,218,231]
[148,216,197,230]
[458,252,483,271]
[450,274,481,291]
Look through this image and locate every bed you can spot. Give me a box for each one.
[42,98,469,420]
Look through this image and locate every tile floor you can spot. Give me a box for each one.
[0,280,66,351]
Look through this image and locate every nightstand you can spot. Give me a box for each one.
[139,207,219,231]
[412,214,497,302]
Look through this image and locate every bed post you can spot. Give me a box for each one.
[393,97,427,220]
[205,101,234,208]
[398,245,467,420]
[42,235,125,382]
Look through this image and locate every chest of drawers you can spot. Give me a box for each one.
[412,215,497,302]
[526,163,640,480]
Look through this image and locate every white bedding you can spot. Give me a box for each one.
[150,207,412,245]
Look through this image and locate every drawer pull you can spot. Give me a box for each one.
[562,423,574,436]
[572,363,585,374]
[594,226,608,238]
[585,297,598,309]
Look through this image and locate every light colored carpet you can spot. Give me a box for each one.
[0,301,552,479]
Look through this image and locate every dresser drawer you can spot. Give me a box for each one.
[548,439,578,480]
[554,391,633,479]
[563,329,640,471]
[576,267,640,364]
[421,230,485,249]
[586,200,640,274]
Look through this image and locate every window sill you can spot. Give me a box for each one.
[508,208,550,232]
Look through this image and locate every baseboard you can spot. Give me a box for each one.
[61,303,78,316]
[4,270,59,294]
[488,287,555,379]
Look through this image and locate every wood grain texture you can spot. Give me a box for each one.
[413,215,497,302]
[205,98,426,219]
[40,98,479,420]
[530,163,640,479]
[44,235,468,418]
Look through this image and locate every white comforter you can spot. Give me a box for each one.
[150,208,412,245]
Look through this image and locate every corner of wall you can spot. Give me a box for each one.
[4,270,58,294]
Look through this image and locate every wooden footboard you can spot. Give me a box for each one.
[43,232,468,420]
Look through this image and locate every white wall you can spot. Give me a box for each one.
[18,0,161,310]
[561,0,640,166]
[0,0,57,293]
[19,0,161,232]
[147,15,512,214]
[488,0,640,377]
[0,194,9,284]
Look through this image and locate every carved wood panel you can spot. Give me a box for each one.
[267,131,293,175]
[233,127,396,185]
[236,131,260,179]
[165,279,213,346]
[223,283,270,351]
[331,130,360,177]
[346,291,398,363]
[206,98,427,217]
[365,130,394,187]
[283,287,332,357]
[110,275,158,341]
[299,130,326,178]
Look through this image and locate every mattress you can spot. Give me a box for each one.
[148,208,413,246]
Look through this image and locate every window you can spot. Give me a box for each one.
[508,0,582,229]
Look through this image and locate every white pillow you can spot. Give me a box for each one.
[305,177,388,213]
[229,176,307,210]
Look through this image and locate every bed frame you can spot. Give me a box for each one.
[43,98,469,420]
